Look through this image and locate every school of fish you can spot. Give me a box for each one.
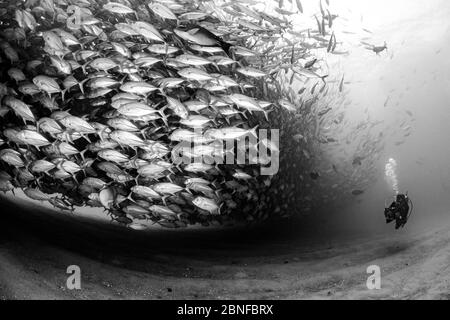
[0,0,403,229]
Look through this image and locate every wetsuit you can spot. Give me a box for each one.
[385,195,409,229]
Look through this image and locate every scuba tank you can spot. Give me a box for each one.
[384,192,413,228]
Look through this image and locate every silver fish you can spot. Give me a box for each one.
[16,129,51,148]
[120,81,158,95]
[33,75,61,94]
[148,3,177,21]
[59,115,96,133]
[192,196,220,214]
[152,182,183,195]
[98,149,129,163]
[132,21,164,42]
[178,67,214,81]
[109,130,145,147]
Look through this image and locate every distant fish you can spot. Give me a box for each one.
[352,156,364,166]
[309,171,320,180]
[304,59,317,69]
[351,189,364,196]
[296,0,303,13]
[368,41,387,55]
[339,75,344,92]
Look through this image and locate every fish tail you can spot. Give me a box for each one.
[79,78,88,94]
[79,149,87,162]
[238,83,246,94]
[61,88,67,102]
[214,188,222,198]
[98,128,106,142]
[71,173,79,185]
[119,74,127,85]
[139,128,147,139]
[158,104,168,115]
[214,163,223,174]
[209,104,219,114]
[127,192,137,204]
[35,176,43,188]
[160,114,169,127]
[250,125,259,138]
[263,109,270,121]
[82,133,91,144]
[81,61,89,74]
[158,106,169,127]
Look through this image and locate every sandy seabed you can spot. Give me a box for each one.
[1,196,450,300]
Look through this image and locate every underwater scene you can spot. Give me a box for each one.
[1,0,450,301]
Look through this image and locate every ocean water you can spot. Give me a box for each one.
[1,0,449,233]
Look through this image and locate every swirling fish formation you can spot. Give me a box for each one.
[0,0,303,229]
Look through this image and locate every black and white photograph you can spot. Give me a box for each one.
[0,0,449,305]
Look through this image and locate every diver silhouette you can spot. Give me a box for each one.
[384,193,412,229]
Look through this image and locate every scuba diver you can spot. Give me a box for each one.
[384,193,412,229]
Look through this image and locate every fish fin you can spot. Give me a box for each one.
[249,125,259,138]
[263,109,270,121]
[158,105,168,116]
[160,115,169,127]
[98,128,107,142]
[80,133,91,144]
[238,83,246,94]
[157,105,169,127]
[71,174,79,185]
[79,149,87,162]
[81,61,89,74]
[209,104,219,114]
[35,176,42,188]
[139,128,147,139]
[61,88,67,101]
[127,192,137,204]
[119,75,127,85]
[79,78,88,94]
[211,179,220,189]
[214,163,223,174]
